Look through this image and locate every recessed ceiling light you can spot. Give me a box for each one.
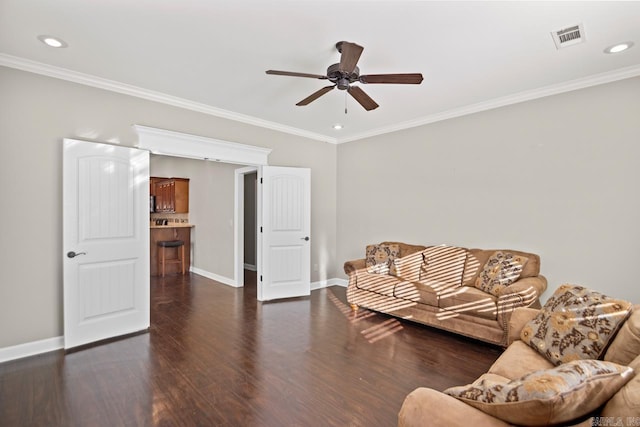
[604,41,634,54]
[332,124,343,130]
[37,35,68,48]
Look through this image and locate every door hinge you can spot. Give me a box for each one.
[260,178,263,184]
[260,226,263,233]
[260,275,263,282]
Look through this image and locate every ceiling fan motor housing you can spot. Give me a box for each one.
[327,63,359,90]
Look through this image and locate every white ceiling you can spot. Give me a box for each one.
[1,1,639,143]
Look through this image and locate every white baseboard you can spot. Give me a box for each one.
[311,278,348,290]
[190,267,238,288]
[243,263,256,271]
[0,336,64,363]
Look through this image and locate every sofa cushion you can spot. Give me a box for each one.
[394,281,439,306]
[354,271,398,297]
[419,245,467,293]
[488,340,554,380]
[444,359,634,426]
[521,284,633,366]
[604,305,640,366]
[474,251,528,297]
[365,243,400,275]
[438,286,497,320]
[601,354,640,420]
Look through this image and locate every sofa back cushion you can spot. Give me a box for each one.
[462,249,540,287]
[419,246,467,293]
[604,305,640,366]
[394,251,425,282]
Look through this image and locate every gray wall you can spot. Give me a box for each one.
[2,62,639,350]
[0,66,337,348]
[337,76,640,303]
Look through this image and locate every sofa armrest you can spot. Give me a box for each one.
[496,275,547,301]
[398,388,511,427]
[344,258,366,275]
[507,307,540,345]
[496,275,546,316]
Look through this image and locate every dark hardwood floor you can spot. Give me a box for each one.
[0,272,502,426]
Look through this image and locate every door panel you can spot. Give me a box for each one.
[63,139,149,349]
[259,166,310,301]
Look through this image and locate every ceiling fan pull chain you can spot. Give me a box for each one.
[345,91,348,114]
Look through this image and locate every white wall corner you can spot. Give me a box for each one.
[190,267,239,288]
[311,278,348,290]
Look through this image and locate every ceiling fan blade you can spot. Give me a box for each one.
[266,70,328,80]
[338,42,364,74]
[359,73,424,84]
[296,85,336,106]
[347,86,379,111]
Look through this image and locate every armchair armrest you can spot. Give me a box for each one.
[399,388,511,427]
[495,276,546,345]
[507,307,540,345]
[344,258,366,275]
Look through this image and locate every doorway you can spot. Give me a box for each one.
[234,166,258,287]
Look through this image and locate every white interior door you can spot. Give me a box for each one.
[258,166,311,301]
[63,139,150,349]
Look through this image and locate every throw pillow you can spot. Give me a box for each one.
[444,359,634,426]
[365,244,400,275]
[474,251,529,296]
[521,284,633,366]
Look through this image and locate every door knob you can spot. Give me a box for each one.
[301,236,310,241]
[67,251,87,258]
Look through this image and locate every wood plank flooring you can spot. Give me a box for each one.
[0,272,502,426]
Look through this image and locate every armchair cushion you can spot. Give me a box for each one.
[601,355,640,419]
[521,284,633,365]
[604,306,640,366]
[445,359,634,426]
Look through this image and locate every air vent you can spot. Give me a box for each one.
[551,23,585,49]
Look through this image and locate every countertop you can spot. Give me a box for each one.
[150,223,195,229]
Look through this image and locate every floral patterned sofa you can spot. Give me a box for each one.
[399,285,640,427]
[344,242,547,346]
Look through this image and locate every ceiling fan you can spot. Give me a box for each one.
[266,41,423,111]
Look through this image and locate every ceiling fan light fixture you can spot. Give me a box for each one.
[266,40,422,111]
[37,35,68,48]
[604,41,634,54]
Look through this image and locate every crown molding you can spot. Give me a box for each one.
[0,53,337,144]
[335,64,640,144]
[2,53,638,145]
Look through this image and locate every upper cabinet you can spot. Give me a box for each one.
[151,177,189,213]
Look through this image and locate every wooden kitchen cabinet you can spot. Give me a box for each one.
[152,177,189,213]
